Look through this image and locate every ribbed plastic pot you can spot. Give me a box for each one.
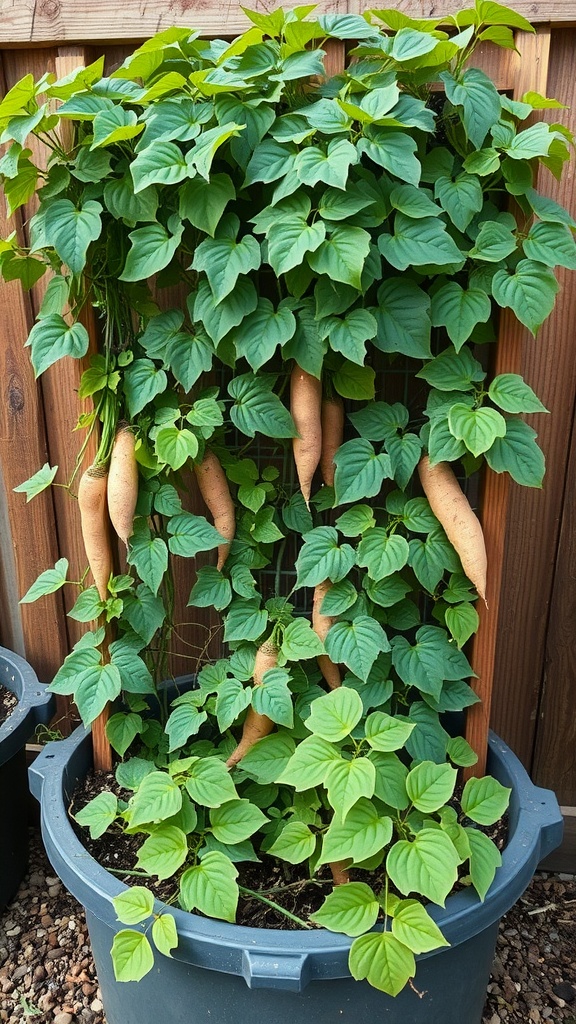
[0,646,55,909]
[30,726,562,1024]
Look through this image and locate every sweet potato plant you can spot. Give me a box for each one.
[1,0,574,996]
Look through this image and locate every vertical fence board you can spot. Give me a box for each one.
[465,28,552,775]
[489,27,576,777]
[0,55,70,684]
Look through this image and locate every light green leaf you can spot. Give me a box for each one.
[461,776,511,825]
[129,771,182,828]
[275,735,341,790]
[387,828,460,905]
[154,426,198,471]
[167,512,224,558]
[469,220,517,262]
[75,792,118,840]
[209,799,267,844]
[165,704,208,752]
[130,141,188,192]
[465,827,502,900]
[391,900,450,954]
[365,712,414,752]
[445,601,479,647]
[252,669,294,728]
[20,557,68,604]
[281,619,325,661]
[488,374,547,415]
[305,686,363,742]
[434,172,483,232]
[349,931,415,997]
[136,825,188,879]
[180,851,238,922]
[185,757,239,807]
[25,315,89,377]
[319,798,393,865]
[336,505,376,537]
[311,882,380,937]
[92,105,143,148]
[228,372,295,438]
[523,220,576,270]
[179,173,235,236]
[224,598,267,643]
[358,129,421,186]
[233,298,296,370]
[440,68,501,148]
[112,886,154,925]
[325,756,376,820]
[42,199,102,274]
[405,761,457,813]
[492,258,559,335]
[238,733,295,785]
[448,403,507,457]
[188,566,232,611]
[374,278,432,359]
[151,914,178,958]
[192,232,261,304]
[417,346,485,392]
[267,821,317,864]
[105,712,143,757]
[111,930,154,983]
[325,618,390,682]
[295,137,357,190]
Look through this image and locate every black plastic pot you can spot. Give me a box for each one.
[0,646,55,908]
[30,726,562,1024]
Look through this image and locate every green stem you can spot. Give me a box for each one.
[238,885,312,929]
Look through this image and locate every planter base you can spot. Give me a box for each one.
[0,648,54,910]
[30,727,563,1024]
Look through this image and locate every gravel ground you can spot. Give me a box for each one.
[0,830,574,1023]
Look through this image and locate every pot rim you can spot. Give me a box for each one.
[0,646,55,764]
[29,725,563,983]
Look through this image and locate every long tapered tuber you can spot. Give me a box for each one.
[226,639,277,768]
[194,450,235,571]
[107,423,138,549]
[78,464,112,603]
[320,394,344,489]
[418,454,487,604]
[291,364,322,507]
[313,580,341,690]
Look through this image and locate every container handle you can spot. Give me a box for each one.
[532,785,565,862]
[241,950,311,992]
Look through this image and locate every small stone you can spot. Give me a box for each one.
[5,927,20,937]
[41,915,53,928]
[48,884,61,897]
[12,965,28,981]
[81,984,95,997]
[529,1010,541,1023]
[90,999,103,1012]
[28,873,44,887]
[45,876,59,886]
[46,948,65,961]
[553,981,576,1003]
[33,965,46,982]
[53,1014,73,1024]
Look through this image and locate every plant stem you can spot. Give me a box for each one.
[238,885,312,929]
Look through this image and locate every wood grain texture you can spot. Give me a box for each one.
[0,0,347,45]
[465,28,551,778]
[531,407,576,803]
[489,27,576,776]
[0,55,70,684]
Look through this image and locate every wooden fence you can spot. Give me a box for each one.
[0,5,574,853]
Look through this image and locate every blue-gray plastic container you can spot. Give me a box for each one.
[0,646,55,908]
[30,726,562,1024]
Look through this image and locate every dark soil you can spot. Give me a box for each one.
[0,686,17,728]
[70,767,508,930]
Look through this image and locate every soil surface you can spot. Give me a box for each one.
[0,686,17,728]
[0,830,574,1024]
[70,768,509,929]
